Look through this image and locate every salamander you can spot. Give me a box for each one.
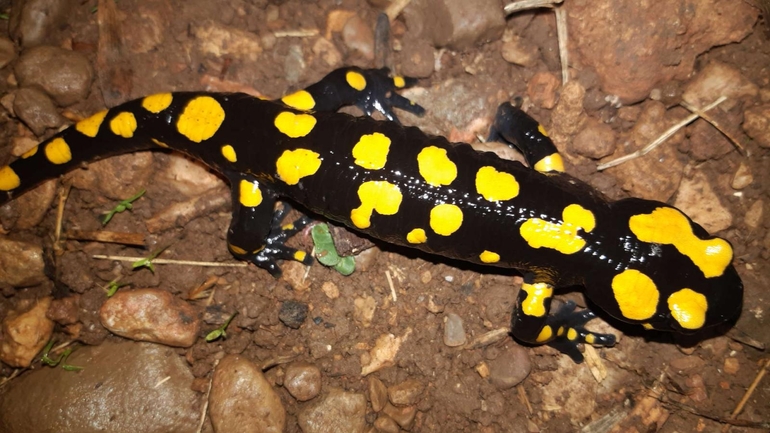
[0,67,743,362]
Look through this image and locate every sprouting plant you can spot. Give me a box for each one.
[206,312,238,342]
[132,244,169,273]
[311,223,355,275]
[41,340,84,371]
[102,189,145,225]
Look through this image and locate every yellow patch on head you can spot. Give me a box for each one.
[352,133,391,170]
[110,112,138,138]
[275,148,322,185]
[0,166,21,191]
[521,282,553,317]
[393,76,406,88]
[475,166,520,201]
[629,207,733,278]
[281,90,316,111]
[429,203,463,236]
[350,181,403,229]
[346,70,366,91]
[229,244,247,255]
[221,145,237,162]
[417,146,457,186]
[274,111,317,138]
[611,269,659,321]
[45,137,72,165]
[151,138,169,148]
[177,96,226,142]
[75,109,108,138]
[479,250,500,263]
[142,93,173,113]
[536,325,553,343]
[21,146,38,159]
[668,288,708,330]
[519,204,596,254]
[406,228,427,244]
[533,153,564,173]
[239,179,263,207]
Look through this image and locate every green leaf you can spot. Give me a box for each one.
[102,188,146,225]
[311,224,341,266]
[334,256,356,276]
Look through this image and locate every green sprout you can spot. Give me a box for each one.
[41,340,84,371]
[132,245,169,273]
[206,312,238,342]
[102,188,145,225]
[311,223,355,276]
[0,14,8,20]
[104,278,130,297]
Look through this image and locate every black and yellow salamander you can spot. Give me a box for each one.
[0,67,742,362]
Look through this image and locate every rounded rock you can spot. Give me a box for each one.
[284,361,322,402]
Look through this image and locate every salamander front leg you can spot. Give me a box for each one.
[511,276,616,363]
[226,175,313,277]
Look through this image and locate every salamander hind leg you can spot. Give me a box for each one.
[511,276,616,363]
[226,174,313,277]
[487,99,564,173]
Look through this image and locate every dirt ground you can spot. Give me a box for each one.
[0,0,769,432]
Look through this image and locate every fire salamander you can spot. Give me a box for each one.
[0,67,743,362]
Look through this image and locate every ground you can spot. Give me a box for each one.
[0,0,769,432]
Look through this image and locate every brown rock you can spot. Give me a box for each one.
[743,104,770,148]
[388,379,425,406]
[0,37,16,68]
[382,402,417,430]
[566,0,758,103]
[501,34,540,68]
[682,62,759,109]
[100,289,201,347]
[404,0,505,49]
[399,38,435,78]
[569,118,616,159]
[0,237,47,287]
[298,388,367,433]
[47,296,80,326]
[1,178,57,230]
[487,345,531,389]
[527,72,560,109]
[550,80,586,146]
[13,87,65,135]
[68,152,154,201]
[9,0,78,48]
[284,361,322,402]
[14,46,93,106]
[0,297,54,367]
[209,355,286,433]
[0,341,200,433]
[368,376,389,412]
[673,171,733,233]
[342,14,375,60]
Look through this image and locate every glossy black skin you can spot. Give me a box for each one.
[0,67,743,360]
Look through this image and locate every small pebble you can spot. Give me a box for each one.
[298,388,367,433]
[443,312,467,347]
[731,163,753,190]
[0,297,54,368]
[368,376,389,412]
[321,281,340,299]
[382,402,417,430]
[373,415,400,433]
[388,379,425,406]
[487,345,531,390]
[744,200,764,229]
[723,357,740,375]
[284,362,322,402]
[278,300,308,329]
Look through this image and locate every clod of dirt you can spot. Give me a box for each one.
[99,288,201,347]
[569,117,617,160]
[209,354,285,433]
[0,297,53,367]
[673,171,733,233]
[0,340,200,433]
[743,104,770,148]
[278,300,309,329]
[404,0,505,50]
[14,45,93,106]
[0,237,46,287]
[298,388,367,433]
[284,361,322,402]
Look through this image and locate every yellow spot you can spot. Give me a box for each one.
[537,124,549,137]
[611,269,659,321]
[642,323,654,330]
[350,181,403,229]
[239,179,263,207]
[281,90,316,111]
[21,146,38,159]
[142,93,173,113]
[221,145,237,162]
[274,111,317,138]
[177,96,226,142]
[294,251,307,262]
[567,328,578,341]
[151,138,169,148]
[475,166,519,201]
[352,133,391,170]
[519,204,596,254]
[229,244,247,255]
[536,325,553,343]
[282,223,295,230]
[45,137,72,165]
[275,148,322,185]
[417,146,457,186]
[557,327,565,336]
[346,70,366,91]
[585,334,596,344]
[521,282,553,317]
[429,203,463,236]
[668,288,708,330]
[479,250,500,263]
[0,166,21,191]
[406,228,427,244]
[629,207,733,278]
[75,109,108,137]
[533,153,564,173]
[393,76,406,88]
[110,112,138,138]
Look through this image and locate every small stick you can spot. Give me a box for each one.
[65,229,146,246]
[679,99,745,155]
[385,0,413,21]
[597,96,727,170]
[504,0,563,15]
[385,270,397,302]
[727,358,769,425]
[273,29,318,38]
[555,5,569,84]
[92,254,248,267]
